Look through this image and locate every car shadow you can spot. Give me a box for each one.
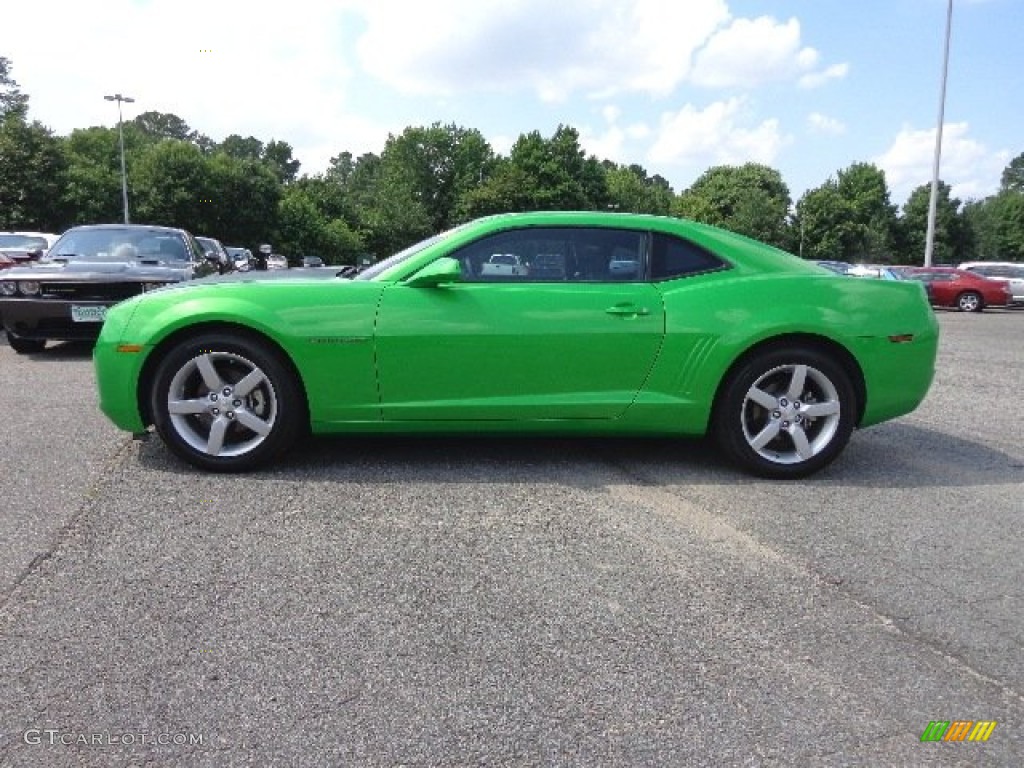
[1,340,95,361]
[132,421,1021,491]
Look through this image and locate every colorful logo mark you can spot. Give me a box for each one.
[920,720,997,742]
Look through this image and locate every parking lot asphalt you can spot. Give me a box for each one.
[1,311,1022,766]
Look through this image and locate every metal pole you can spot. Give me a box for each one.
[104,94,135,224]
[924,0,953,267]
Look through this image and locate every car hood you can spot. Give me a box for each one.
[1,259,194,281]
[159,266,351,288]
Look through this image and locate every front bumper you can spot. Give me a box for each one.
[0,297,121,341]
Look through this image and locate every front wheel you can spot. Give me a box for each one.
[956,291,983,312]
[6,331,46,355]
[150,333,305,471]
[713,347,857,479]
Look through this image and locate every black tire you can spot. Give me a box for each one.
[6,331,46,355]
[956,291,983,312]
[150,332,305,472]
[713,346,857,479]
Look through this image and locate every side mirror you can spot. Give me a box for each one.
[405,257,462,288]
[204,249,221,262]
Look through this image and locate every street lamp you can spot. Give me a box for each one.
[924,0,953,267]
[104,93,135,224]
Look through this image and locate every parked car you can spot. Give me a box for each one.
[226,247,254,271]
[300,255,325,268]
[266,254,289,270]
[0,224,217,354]
[196,236,233,275]
[814,260,854,275]
[847,264,903,280]
[93,212,938,479]
[957,261,1024,306]
[0,231,60,269]
[903,267,1013,312]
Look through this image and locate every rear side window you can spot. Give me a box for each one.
[650,233,725,281]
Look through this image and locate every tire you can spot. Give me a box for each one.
[713,346,856,479]
[150,332,305,472]
[6,331,46,355]
[956,291,983,312]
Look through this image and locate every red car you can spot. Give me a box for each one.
[904,267,1012,312]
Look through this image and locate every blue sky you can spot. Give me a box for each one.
[2,0,1019,205]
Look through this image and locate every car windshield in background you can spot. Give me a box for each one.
[49,229,192,263]
[0,234,49,250]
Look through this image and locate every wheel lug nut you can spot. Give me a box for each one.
[226,411,235,420]
[211,407,220,416]
[772,410,781,419]
[222,387,232,396]
[210,393,218,401]
[780,398,788,407]
[233,400,242,408]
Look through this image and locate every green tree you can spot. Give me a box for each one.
[796,163,898,262]
[274,186,364,264]
[604,163,674,215]
[61,126,138,225]
[219,134,264,161]
[262,139,301,183]
[963,192,1024,262]
[380,123,496,231]
[0,115,68,230]
[131,140,211,230]
[1000,152,1024,194]
[899,182,969,265]
[675,163,792,249]
[203,152,281,245]
[461,125,608,217]
[132,111,194,143]
[0,56,28,119]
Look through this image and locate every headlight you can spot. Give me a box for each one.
[19,281,41,296]
[0,281,16,296]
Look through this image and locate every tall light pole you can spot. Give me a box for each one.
[104,93,135,224]
[924,0,953,267]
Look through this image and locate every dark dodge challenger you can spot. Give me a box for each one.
[0,224,218,354]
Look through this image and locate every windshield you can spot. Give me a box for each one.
[356,224,469,281]
[196,237,224,255]
[0,234,49,250]
[49,228,193,262]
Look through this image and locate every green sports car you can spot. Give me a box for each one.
[93,212,938,478]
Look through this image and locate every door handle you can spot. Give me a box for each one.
[605,304,650,316]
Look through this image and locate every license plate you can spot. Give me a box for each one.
[71,305,109,323]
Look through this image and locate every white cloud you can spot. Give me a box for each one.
[807,112,846,136]
[2,0,390,174]
[647,98,789,175]
[875,123,1010,203]
[798,63,849,89]
[690,16,846,89]
[351,0,730,101]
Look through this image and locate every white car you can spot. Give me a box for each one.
[958,261,1024,305]
[0,231,60,269]
[267,254,289,270]
[479,253,527,277]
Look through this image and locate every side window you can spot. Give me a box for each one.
[650,233,725,280]
[452,227,645,283]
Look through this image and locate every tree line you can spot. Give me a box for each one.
[2,56,1023,265]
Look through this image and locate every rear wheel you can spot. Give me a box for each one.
[956,291,983,312]
[713,346,856,479]
[150,332,305,471]
[6,331,46,355]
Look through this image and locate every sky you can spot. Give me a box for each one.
[2,0,1020,206]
